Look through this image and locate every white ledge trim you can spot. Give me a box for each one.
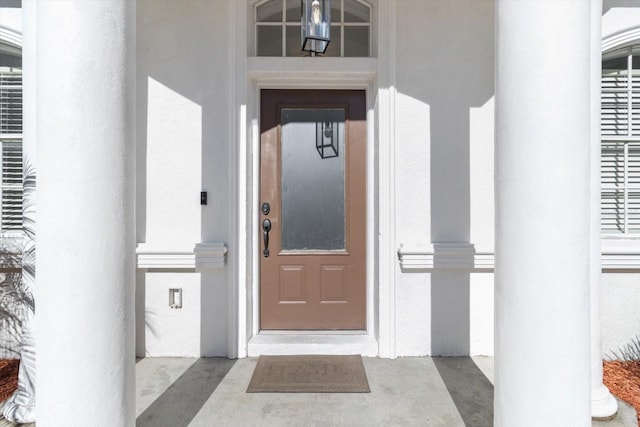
[398,243,491,271]
[398,244,640,271]
[194,242,228,270]
[136,243,227,270]
[247,57,377,82]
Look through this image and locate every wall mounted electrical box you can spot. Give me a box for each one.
[169,288,182,309]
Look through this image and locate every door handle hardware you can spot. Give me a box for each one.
[261,202,270,215]
[262,219,272,258]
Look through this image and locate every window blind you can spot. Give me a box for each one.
[601,47,640,235]
[629,143,640,234]
[602,72,629,136]
[601,141,640,234]
[0,71,21,134]
[0,70,22,233]
[1,140,21,231]
[601,142,624,234]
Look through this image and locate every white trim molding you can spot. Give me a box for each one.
[136,245,196,269]
[136,243,227,270]
[398,243,493,271]
[247,57,377,82]
[376,0,397,359]
[246,46,380,356]
[397,244,640,272]
[0,26,22,49]
[194,242,228,270]
[229,0,248,360]
[602,26,640,53]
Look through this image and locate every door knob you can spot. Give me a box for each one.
[262,219,272,258]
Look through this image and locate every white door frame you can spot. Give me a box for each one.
[228,0,397,358]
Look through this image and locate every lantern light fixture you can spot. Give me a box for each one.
[316,120,339,159]
[301,0,331,54]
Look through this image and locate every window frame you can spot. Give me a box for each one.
[601,45,640,237]
[252,0,374,58]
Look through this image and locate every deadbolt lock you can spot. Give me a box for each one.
[261,202,270,215]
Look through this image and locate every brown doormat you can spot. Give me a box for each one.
[247,355,370,393]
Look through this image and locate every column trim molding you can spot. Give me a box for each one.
[398,243,491,271]
[229,0,248,360]
[376,0,397,359]
[136,243,227,270]
[397,244,640,271]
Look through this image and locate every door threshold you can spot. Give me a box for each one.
[259,330,367,335]
[247,333,378,357]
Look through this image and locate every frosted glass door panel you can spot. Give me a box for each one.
[281,108,346,251]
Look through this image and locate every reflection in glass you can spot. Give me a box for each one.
[257,0,283,22]
[323,25,341,57]
[344,0,369,22]
[285,25,303,57]
[257,26,283,56]
[285,0,299,22]
[281,108,346,250]
[331,1,341,22]
[344,26,369,57]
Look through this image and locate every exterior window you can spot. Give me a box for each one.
[601,46,640,235]
[0,67,22,235]
[255,0,371,57]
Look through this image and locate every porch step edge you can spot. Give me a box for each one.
[247,334,378,357]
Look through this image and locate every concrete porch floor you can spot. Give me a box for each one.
[136,356,637,427]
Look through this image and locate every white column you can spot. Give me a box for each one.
[589,0,618,420]
[36,2,136,426]
[495,2,591,426]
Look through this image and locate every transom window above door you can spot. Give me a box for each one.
[255,0,371,57]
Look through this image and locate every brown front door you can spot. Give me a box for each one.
[260,89,366,330]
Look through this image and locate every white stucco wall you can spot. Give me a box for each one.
[134,0,640,359]
[143,272,201,357]
[601,273,640,359]
[394,0,495,356]
[136,0,231,357]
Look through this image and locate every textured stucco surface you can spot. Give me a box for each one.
[602,274,640,359]
[394,0,495,357]
[133,0,640,360]
[136,0,231,357]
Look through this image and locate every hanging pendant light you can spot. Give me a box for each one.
[301,0,331,54]
[316,120,339,159]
